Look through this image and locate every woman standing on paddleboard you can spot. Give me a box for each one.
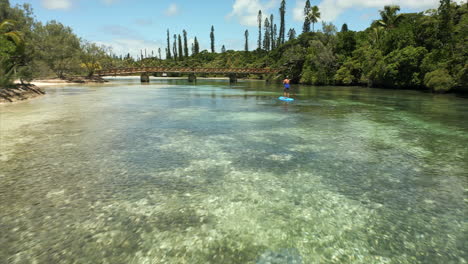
[283,77,291,98]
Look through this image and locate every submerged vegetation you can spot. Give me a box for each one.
[0,0,466,93]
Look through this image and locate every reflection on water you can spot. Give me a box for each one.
[1,79,467,263]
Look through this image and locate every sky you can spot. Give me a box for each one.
[9,0,464,58]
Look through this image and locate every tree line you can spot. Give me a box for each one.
[0,0,466,93]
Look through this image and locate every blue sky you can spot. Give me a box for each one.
[10,0,455,58]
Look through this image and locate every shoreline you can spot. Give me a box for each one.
[0,84,45,104]
[1,76,108,104]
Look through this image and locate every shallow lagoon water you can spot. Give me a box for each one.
[0,79,467,263]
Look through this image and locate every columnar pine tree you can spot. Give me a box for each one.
[257,10,262,50]
[178,34,183,60]
[183,30,188,57]
[173,34,177,60]
[210,25,215,53]
[278,0,286,45]
[244,29,249,51]
[341,23,349,32]
[158,48,161,59]
[303,0,311,33]
[273,24,277,46]
[221,45,226,53]
[270,14,275,49]
[166,29,172,59]
[263,17,271,51]
[194,37,200,54]
[287,28,296,40]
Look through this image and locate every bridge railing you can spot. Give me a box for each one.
[96,67,280,76]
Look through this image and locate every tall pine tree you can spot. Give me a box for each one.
[210,25,215,53]
[278,0,286,45]
[166,29,172,59]
[303,0,311,33]
[341,23,349,32]
[288,28,296,40]
[178,34,183,60]
[273,24,277,47]
[183,30,188,57]
[270,14,275,49]
[194,37,200,54]
[244,29,249,51]
[173,34,177,60]
[263,17,271,51]
[257,10,262,50]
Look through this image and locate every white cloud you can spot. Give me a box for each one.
[293,0,442,22]
[228,0,279,27]
[165,3,179,16]
[293,0,306,22]
[42,0,72,10]
[42,0,119,10]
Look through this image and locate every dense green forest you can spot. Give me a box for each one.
[0,0,466,92]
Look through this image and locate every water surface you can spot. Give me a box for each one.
[1,78,467,263]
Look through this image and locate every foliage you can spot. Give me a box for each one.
[33,21,81,78]
[381,46,428,88]
[424,69,456,92]
[300,40,336,85]
[307,6,320,32]
[0,18,24,86]
[0,0,466,93]
[334,58,362,85]
[0,56,15,87]
[377,5,403,29]
[80,42,108,77]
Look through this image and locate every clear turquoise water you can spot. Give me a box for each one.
[1,78,467,263]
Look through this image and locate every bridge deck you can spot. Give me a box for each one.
[96,67,279,76]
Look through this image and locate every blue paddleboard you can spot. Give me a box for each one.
[279,96,294,102]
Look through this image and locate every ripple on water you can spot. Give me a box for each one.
[0,83,466,264]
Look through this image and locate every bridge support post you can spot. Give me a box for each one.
[188,73,197,82]
[141,73,150,83]
[229,73,237,83]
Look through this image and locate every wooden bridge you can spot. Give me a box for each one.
[95,67,280,83]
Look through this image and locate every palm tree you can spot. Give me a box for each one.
[377,5,403,29]
[0,19,23,49]
[0,19,25,86]
[370,26,384,47]
[307,6,321,32]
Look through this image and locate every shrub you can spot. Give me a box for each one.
[424,69,456,92]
